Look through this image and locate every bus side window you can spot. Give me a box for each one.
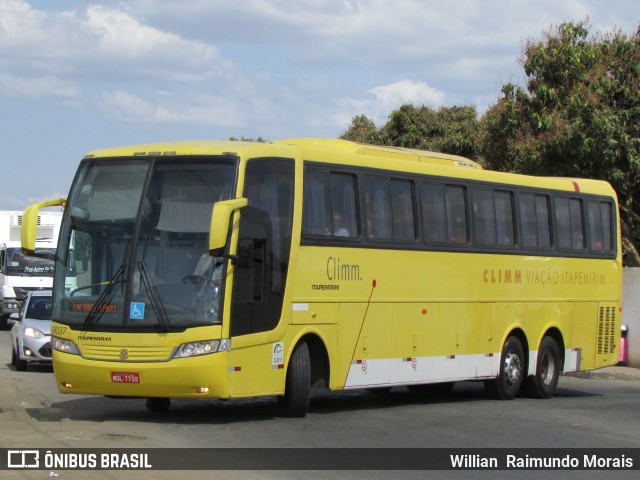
[519,193,552,249]
[303,170,358,239]
[390,179,416,241]
[473,189,496,245]
[555,197,584,250]
[421,183,447,243]
[364,177,392,240]
[445,185,468,244]
[303,170,332,236]
[494,191,515,247]
[329,173,358,238]
[587,201,613,252]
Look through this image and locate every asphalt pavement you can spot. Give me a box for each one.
[567,365,640,381]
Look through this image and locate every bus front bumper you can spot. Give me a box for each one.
[53,351,230,398]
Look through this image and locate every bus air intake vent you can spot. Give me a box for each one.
[597,306,616,355]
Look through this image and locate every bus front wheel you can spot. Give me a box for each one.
[485,336,524,400]
[278,341,311,417]
[524,337,561,399]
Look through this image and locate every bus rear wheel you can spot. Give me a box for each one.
[278,341,311,417]
[485,336,524,400]
[524,337,561,399]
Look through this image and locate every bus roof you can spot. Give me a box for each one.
[83,138,480,168]
[273,138,482,169]
[82,138,616,198]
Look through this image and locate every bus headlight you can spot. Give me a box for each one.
[52,336,81,355]
[173,338,231,358]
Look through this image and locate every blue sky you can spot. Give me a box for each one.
[1,0,638,210]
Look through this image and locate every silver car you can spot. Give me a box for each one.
[10,290,52,371]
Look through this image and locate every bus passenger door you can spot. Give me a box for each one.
[227,158,294,397]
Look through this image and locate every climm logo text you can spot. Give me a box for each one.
[483,269,522,284]
[326,257,362,281]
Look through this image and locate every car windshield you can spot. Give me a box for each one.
[26,297,52,320]
[5,248,56,276]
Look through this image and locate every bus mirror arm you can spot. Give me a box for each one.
[208,248,239,265]
[209,198,249,252]
[21,198,67,253]
[222,253,240,265]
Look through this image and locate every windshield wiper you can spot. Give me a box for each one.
[82,263,125,330]
[137,260,170,332]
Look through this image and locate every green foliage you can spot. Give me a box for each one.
[339,19,640,261]
[340,105,481,160]
[340,115,381,144]
[480,19,640,263]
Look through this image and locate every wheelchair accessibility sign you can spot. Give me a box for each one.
[130,302,145,320]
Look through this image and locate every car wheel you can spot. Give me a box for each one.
[15,349,27,371]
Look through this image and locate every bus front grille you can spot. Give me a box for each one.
[79,345,174,362]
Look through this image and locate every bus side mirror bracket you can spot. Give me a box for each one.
[209,198,248,255]
[21,198,67,254]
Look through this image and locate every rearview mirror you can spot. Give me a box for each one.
[209,198,248,252]
[21,198,67,254]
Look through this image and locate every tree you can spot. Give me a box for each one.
[480,20,640,264]
[340,114,381,144]
[340,105,481,160]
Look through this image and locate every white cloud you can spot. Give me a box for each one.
[335,80,446,128]
[100,90,246,128]
[0,0,221,81]
[0,73,81,103]
[371,81,445,110]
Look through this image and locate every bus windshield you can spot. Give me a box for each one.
[5,247,56,276]
[54,157,237,330]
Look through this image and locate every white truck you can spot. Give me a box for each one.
[0,210,62,329]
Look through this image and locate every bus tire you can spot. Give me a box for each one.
[524,337,561,399]
[146,397,170,412]
[278,341,311,417]
[485,336,524,400]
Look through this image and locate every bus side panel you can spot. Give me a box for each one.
[227,332,286,397]
[338,303,392,389]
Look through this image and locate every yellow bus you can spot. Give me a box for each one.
[22,138,622,417]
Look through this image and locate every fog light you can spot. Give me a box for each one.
[196,387,210,393]
[62,382,73,388]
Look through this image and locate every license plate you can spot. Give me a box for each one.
[111,372,140,383]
